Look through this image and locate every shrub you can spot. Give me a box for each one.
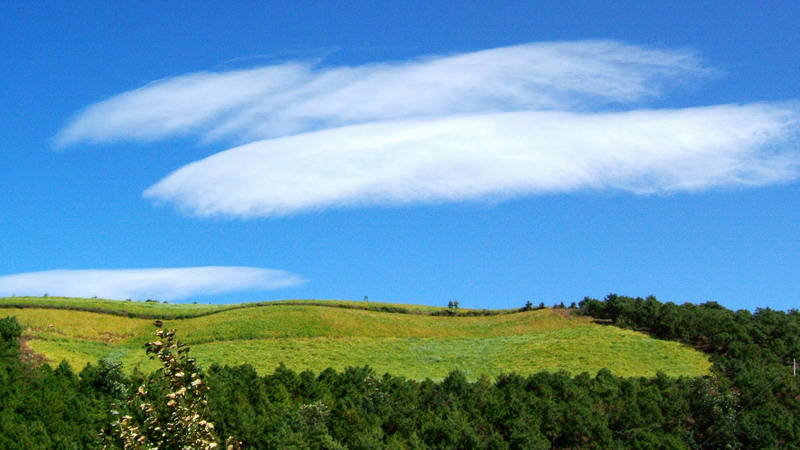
[104,323,239,449]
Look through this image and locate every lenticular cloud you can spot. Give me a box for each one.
[144,105,800,217]
[56,41,800,218]
[0,267,306,301]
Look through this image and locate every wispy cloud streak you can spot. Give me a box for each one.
[56,41,709,146]
[145,104,800,217]
[0,267,306,301]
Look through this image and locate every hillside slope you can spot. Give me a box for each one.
[0,297,710,380]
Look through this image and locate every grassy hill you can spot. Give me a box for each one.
[0,296,711,380]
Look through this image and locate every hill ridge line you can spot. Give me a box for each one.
[0,298,521,320]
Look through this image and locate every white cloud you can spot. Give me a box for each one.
[55,40,799,218]
[0,267,306,301]
[55,41,709,146]
[144,104,800,218]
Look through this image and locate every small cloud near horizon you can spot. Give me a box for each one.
[0,267,306,301]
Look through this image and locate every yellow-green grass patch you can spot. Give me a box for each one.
[165,307,595,344]
[4,303,711,380]
[190,328,708,380]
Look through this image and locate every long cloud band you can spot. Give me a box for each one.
[144,105,800,217]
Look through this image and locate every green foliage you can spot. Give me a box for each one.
[199,363,720,448]
[578,294,800,447]
[0,316,23,364]
[0,317,105,448]
[81,358,128,399]
[1,292,798,447]
[0,315,22,342]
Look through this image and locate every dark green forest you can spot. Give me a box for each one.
[1,295,799,448]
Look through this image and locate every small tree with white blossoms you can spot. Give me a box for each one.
[105,322,238,449]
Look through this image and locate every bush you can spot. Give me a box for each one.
[104,323,239,449]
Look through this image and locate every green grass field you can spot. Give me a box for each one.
[1,297,711,380]
[0,296,512,318]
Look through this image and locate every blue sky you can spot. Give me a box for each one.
[1,1,798,310]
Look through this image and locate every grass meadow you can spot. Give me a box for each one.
[0,296,510,318]
[1,297,711,380]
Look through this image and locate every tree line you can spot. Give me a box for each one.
[1,294,799,448]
